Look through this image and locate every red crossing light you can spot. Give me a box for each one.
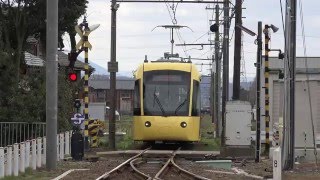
[68,73,77,82]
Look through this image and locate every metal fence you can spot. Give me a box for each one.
[0,122,46,147]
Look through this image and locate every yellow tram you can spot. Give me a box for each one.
[133,60,201,142]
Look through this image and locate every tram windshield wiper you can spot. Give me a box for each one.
[153,92,167,117]
[174,98,188,115]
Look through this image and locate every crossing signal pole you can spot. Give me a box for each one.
[75,17,100,151]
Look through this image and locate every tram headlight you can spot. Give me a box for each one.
[180,122,187,128]
[145,121,151,127]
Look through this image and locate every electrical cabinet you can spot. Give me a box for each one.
[225,101,252,146]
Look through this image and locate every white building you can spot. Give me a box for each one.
[260,56,320,160]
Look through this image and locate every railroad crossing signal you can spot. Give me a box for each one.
[75,17,100,151]
[75,23,100,50]
[68,72,77,82]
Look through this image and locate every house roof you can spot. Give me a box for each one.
[25,52,45,67]
[24,51,93,71]
[89,78,135,90]
[57,51,93,70]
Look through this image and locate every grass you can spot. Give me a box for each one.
[99,116,141,150]
[3,168,54,180]
[199,114,221,151]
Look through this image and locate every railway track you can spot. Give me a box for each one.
[96,147,211,180]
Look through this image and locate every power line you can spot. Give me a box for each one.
[279,0,286,39]
[298,0,318,165]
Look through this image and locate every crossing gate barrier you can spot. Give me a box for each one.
[88,119,105,147]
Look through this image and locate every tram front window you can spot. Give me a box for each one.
[143,70,191,116]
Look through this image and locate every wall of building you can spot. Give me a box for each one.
[260,57,320,149]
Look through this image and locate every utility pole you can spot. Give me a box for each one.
[211,54,216,124]
[109,0,119,150]
[214,4,221,137]
[46,0,58,170]
[221,0,230,147]
[288,0,296,170]
[232,0,242,100]
[255,21,262,162]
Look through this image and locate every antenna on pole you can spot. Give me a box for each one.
[152,25,193,59]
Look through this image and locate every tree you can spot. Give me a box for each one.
[0,0,88,132]
[58,0,88,50]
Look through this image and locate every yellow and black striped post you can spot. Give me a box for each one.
[83,18,90,151]
[75,17,100,151]
[264,25,270,154]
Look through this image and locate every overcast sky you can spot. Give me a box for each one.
[63,0,320,80]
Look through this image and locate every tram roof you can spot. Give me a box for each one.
[134,61,200,80]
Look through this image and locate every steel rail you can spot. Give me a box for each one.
[130,158,153,180]
[170,158,211,180]
[154,148,180,180]
[96,147,151,180]
[153,147,210,180]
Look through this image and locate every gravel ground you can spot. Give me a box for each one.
[134,158,165,177]
[233,159,273,178]
[23,152,320,180]
[52,156,261,180]
[283,163,320,180]
[61,157,125,180]
[175,158,256,180]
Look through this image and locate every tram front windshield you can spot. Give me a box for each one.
[143,70,191,116]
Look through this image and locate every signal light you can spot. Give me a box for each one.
[68,73,77,82]
[74,99,81,109]
[210,23,219,32]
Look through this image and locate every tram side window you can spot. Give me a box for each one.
[192,80,200,116]
[134,80,141,115]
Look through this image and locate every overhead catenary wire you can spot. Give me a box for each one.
[279,0,286,39]
[298,0,318,165]
[164,2,189,57]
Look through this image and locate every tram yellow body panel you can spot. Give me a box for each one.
[133,116,200,141]
[133,61,201,142]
